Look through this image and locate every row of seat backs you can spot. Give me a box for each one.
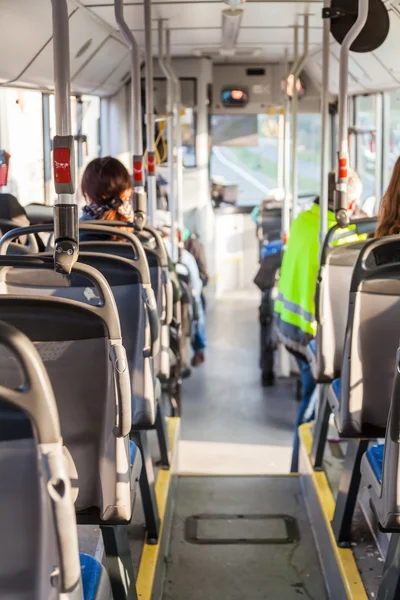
[79,221,174,381]
[0,224,161,426]
[0,254,137,523]
[0,320,114,600]
[312,218,377,383]
[328,236,400,437]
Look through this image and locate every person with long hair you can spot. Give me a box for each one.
[376,157,400,237]
[80,156,133,239]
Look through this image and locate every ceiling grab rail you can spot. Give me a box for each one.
[50,0,79,274]
[319,0,331,255]
[335,0,369,227]
[114,0,147,230]
[290,15,309,222]
[144,0,156,226]
[158,19,177,261]
[166,29,184,240]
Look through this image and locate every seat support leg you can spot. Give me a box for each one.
[155,402,171,469]
[131,430,160,543]
[310,385,330,470]
[100,524,138,600]
[378,533,400,600]
[331,438,369,547]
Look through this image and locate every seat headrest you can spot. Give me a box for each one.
[0,194,29,227]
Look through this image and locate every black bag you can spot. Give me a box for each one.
[259,289,277,381]
[254,254,281,292]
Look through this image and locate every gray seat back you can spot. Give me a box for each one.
[313,218,376,382]
[0,256,133,522]
[315,241,366,381]
[337,237,400,436]
[0,321,82,599]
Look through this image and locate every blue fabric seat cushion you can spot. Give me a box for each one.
[80,553,102,600]
[129,440,138,466]
[366,444,384,484]
[331,378,341,400]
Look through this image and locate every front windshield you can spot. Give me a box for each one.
[210,112,321,208]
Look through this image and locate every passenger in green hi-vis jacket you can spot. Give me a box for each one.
[274,170,364,472]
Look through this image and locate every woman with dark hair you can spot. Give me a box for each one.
[80,156,133,230]
[376,157,400,237]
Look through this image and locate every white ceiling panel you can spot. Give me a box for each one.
[0,0,75,84]
[73,38,129,93]
[17,9,111,90]
[373,9,400,80]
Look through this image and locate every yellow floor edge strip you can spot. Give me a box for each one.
[299,423,368,600]
[136,416,180,600]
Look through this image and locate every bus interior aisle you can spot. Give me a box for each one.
[165,290,326,599]
[4,0,400,599]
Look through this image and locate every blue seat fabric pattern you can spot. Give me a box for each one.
[80,553,102,600]
[366,444,384,484]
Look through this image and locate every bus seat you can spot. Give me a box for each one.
[0,194,29,229]
[322,237,400,544]
[364,443,384,483]
[80,553,113,600]
[310,218,377,383]
[0,320,114,600]
[360,345,400,532]
[310,240,366,382]
[0,256,141,523]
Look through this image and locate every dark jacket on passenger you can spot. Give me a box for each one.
[184,235,208,286]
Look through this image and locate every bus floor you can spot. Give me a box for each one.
[162,289,328,599]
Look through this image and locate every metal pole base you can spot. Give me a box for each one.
[131,429,161,543]
[378,533,400,600]
[331,438,369,547]
[310,385,331,470]
[100,524,138,600]
[155,402,171,469]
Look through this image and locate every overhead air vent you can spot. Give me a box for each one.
[75,39,93,59]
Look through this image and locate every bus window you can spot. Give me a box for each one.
[210,113,277,207]
[0,88,44,206]
[355,94,376,201]
[383,89,400,191]
[295,113,321,197]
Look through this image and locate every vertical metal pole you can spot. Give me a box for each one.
[374,93,383,212]
[382,92,390,193]
[51,0,73,205]
[144,0,157,225]
[335,0,369,226]
[282,49,291,242]
[76,97,84,171]
[114,0,146,227]
[158,20,177,261]
[167,29,184,234]
[319,0,331,256]
[290,25,299,222]
[51,0,79,274]
[42,93,52,205]
[278,97,284,190]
